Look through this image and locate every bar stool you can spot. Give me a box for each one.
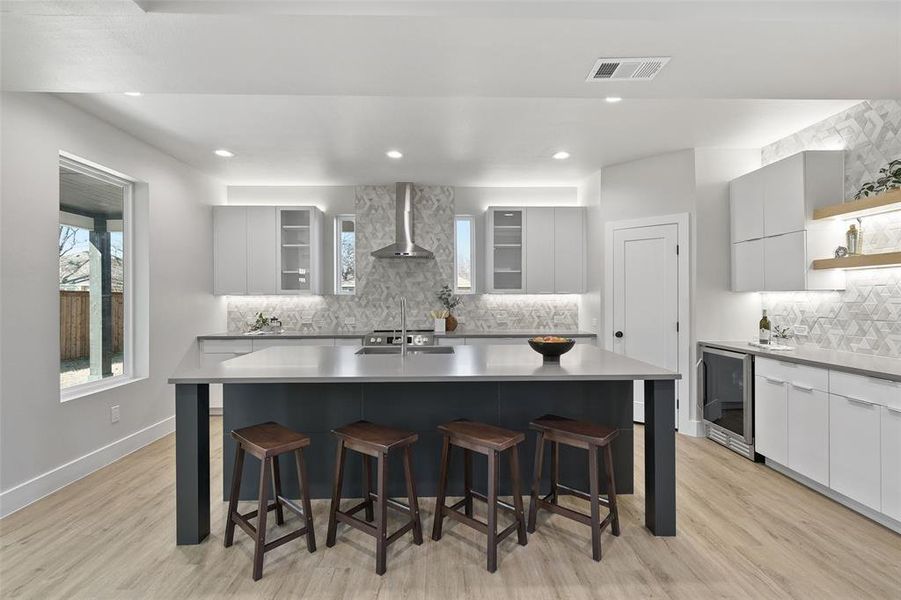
[527,414,620,561]
[326,420,423,575]
[224,422,316,581]
[431,419,528,573]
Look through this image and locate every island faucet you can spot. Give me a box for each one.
[400,296,408,356]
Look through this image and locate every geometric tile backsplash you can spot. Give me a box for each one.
[761,99,901,358]
[227,184,580,334]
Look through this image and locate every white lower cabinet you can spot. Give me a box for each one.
[754,374,788,465]
[787,385,829,486]
[829,393,882,511]
[881,405,901,521]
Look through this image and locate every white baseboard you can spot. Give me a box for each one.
[766,459,901,534]
[679,419,705,438]
[0,415,175,519]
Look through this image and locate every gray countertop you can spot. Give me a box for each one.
[700,341,901,382]
[170,344,678,384]
[198,330,598,340]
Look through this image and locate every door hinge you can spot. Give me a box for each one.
[676,244,680,255]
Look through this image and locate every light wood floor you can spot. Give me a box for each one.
[1,420,899,599]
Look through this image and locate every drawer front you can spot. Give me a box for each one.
[829,370,900,409]
[829,393,882,511]
[755,357,828,392]
[200,339,253,354]
[252,338,335,351]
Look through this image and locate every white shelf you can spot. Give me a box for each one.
[494,225,521,229]
[494,244,521,248]
[282,243,310,248]
[282,225,310,229]
[494,268,522,273]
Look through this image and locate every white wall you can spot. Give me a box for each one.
[0,92,226,516]
[577,172,602,333]
[584,148,760,433]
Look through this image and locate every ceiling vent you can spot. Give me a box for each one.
[586,56,671,81]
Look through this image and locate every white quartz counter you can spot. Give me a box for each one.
[171,343,678,384]
[701,341,901,382]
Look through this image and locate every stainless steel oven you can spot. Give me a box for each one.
[698,344,755,459]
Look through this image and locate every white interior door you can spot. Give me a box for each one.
[612,224,679,424]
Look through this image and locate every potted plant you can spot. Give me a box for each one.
[436,285,462,332]
[853,158,901,199]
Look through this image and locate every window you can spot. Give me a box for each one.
[335,215,356,294]
[454,215,475,294]
[59,155,133,397]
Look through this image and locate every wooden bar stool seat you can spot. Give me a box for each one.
[326,420,423,576]
[527,414,621,562]
[431,419,528,573]
[224,422,316,581]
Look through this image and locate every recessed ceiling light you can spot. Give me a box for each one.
[386,150,403,159]
[606,96,623,103]
[214,149,235,158]
[552,151,571,160]
[123,91,142,97]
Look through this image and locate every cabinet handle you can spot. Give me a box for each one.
[844,395,877,407]
[790,383,815,392]
[763,376,785,385]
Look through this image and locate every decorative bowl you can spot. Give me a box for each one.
[528,337,576,361]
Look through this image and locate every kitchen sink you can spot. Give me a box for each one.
[355,346,455,355]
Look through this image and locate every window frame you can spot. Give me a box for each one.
[334,214,356,295]
[454,214,476,295]
[59,153,137,402]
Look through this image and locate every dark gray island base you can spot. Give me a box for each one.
[170,345,678,545]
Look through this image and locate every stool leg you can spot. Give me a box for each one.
[431,434,451,541]
[509,445,528,546]
[295,448,317,553]
[402,446,423,545]
[271,455,285,526]
[463,449,473,518]
[486,449,499,573]
[253,457,272,581]
[326,439,347,548]
[362,454,374,523]
[602,443,621,537]
[224,445,245,548]
[588,444,602,562]
[550,442,560,504]
[375,452,389,576]
[527,431,545,533]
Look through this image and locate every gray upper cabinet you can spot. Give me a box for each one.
[730,151,845,291]
[553,207,585,294]
[213,206,247,295]
[486,205,585,294]
[213,205,322,295]
[246,207,277,294]
[525,207,555,293]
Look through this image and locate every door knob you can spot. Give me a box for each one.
[614,331,624,338]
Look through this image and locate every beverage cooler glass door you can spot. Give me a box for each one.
[699,347,753,443]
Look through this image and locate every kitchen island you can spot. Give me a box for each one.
[169,343,680,545]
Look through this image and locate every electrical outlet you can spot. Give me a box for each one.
[794,325,809,336]
[592,318,598,329]
[110,405,120,424]
[345,316,356,326]
[456,315,466,324]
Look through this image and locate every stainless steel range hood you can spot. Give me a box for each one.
[371,182,434,259]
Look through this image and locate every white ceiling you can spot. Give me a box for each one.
[2,1,896,185]
[59,94,859,186]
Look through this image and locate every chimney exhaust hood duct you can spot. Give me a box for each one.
[371,182,434,259]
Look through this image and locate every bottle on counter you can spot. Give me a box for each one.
[759,309,771,345]
[847,223,860,255]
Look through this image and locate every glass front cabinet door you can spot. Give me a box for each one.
[487,208,526,293]
[276,207,322,294]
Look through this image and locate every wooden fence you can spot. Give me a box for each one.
[59,291,124,360]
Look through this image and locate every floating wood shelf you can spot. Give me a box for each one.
[812,251,901,270]
[813,188,901,220]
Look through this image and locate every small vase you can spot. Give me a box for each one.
[445,314,458,332]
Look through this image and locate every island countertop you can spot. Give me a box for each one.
[170,343,679,384]
[197,330,598,340]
